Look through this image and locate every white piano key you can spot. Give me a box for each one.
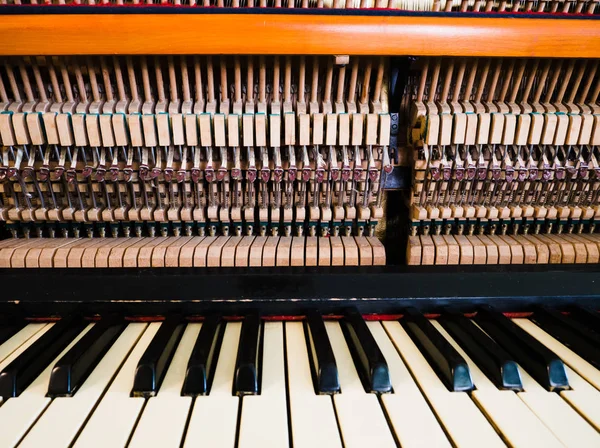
[73,322,161,448]
[238,322,289,448]
[285,322,342,448]
[513,318,600,390]
[431,320,563,448]
[0,324,48,364]
[183,322,241,448]
[0,323,94,448]
[506,320,600,448]
[128,324,200,448]
[325,321,396,448]
[367,321,452,448]
[514,318,600,431]
[19,323,148,448]
[382,321,505,448]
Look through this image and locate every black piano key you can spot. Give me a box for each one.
[0,316,86,399]
[305,311,340,394]
[439,311,523,391]
[132,316,185,397]
[0,319,27,346]
[47,316,126,397]
[530,306,600,370]
[181,315,224,396]
[474,306,569,391]
[234,313,261,396]
[341,308,392,393]
[402,308,473,392]
[568,306,600,337]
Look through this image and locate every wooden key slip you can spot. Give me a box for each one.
[151,237,182,268]
[35,239,82,268]
[406,236,422,266]
[262,236,279,267]
[291,237,305,267]
[123,238,154,268]
[0,239,42,268]
[221,236,242,268]
[106,238,145,268]
[354,236,373,266]
[556,234,587,264]
[207,236,230,267]
[566,234,598,263]
[528,234,562,264]
[67,239,107,268]
[10,239,56,269]
[366,237,386,266]
[453,235,474,265]
[418,235,435,266]
[577,233,600,262]
[474,235,498,265]
[138,237,170,268]
[318,237,331,266]
[483,235,511,265]
[178,237,205,268]
[235,236,255,267]
[442,235,460,265]
[194,236,218,267]
[330,236,345,266]
[465,235,486,265]
[341,236,359,267]
[542,233,576,264]
[82,238,123,268]
[520,235,550,264]
[10,238,60,269]
[162,236,195,268]
[249,236,267,267]
[516,235,538,264]
[276,236,292,267]
[430,235,448,265]
[305,237,318,267]
[496,235,524,264]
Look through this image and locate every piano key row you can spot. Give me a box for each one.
[0,307,599,447]
[408,232,600,265]
[0,235,386,268]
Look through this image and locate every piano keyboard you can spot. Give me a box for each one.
[0,308,599,447]
[0,235,386,267]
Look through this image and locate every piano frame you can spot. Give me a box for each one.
[0,7,599,317]
[0,8,599,58]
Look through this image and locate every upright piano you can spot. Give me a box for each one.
[0,2,598,447]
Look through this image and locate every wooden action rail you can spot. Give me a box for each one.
[0,13,599,57]
[0,235,386,268]
[407,233,600,265]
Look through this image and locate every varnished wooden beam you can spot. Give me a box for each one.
[0,13,598,57]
